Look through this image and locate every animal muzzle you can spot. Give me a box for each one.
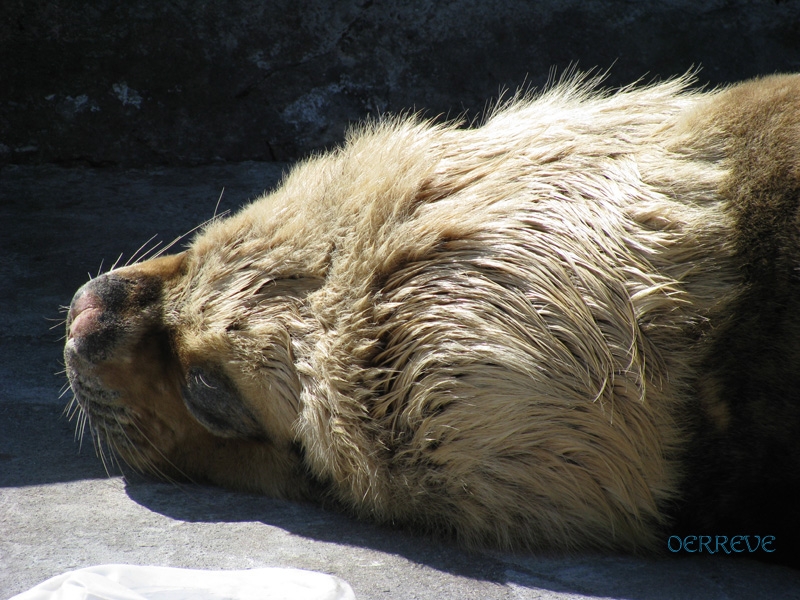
[65,271,163,365]
[67,274,132,363]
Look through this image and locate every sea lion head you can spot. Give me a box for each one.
[63,241,313,499]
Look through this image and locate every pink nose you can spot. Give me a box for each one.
[67,289,103,340]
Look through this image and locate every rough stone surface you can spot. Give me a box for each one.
[2,1,800,166]
[2,164,800,599]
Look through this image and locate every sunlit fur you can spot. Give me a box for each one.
[65,73,800,556]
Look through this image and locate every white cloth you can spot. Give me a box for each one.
[9,565,356,600]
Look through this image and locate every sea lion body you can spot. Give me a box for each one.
[65,74,800,560]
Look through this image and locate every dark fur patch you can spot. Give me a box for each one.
[676,80,800,568]
[181,367,266,440]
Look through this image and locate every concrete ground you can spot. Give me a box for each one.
[2,163,799,599]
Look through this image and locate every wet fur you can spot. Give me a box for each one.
[64,74,800,560]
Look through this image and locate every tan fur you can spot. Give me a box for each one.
[65,73,800,555]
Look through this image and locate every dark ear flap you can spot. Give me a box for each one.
[181,366,266,440]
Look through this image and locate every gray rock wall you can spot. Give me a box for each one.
[2,0,800,166]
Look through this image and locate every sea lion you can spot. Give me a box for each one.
[64,73,800,562]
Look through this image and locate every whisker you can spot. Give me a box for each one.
[134,240,164,264]
[149,211,229,261]
[103,431,123,474]
[78,413,88,450]
[125,234,160,267]
[91,428,113,478]
[126,417,195,485]
[149,235,185,260]
[106,434,138,477]
[106,415,164,483]
[109,252,124,272]
[213,188,225,220]
[62,395,76,418]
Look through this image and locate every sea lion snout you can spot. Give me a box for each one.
[66,274,139,363]
[65,253,187,393]
[65,256,177,368]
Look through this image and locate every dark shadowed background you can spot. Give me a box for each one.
[2,2,800,598]
[2,0,800,167]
